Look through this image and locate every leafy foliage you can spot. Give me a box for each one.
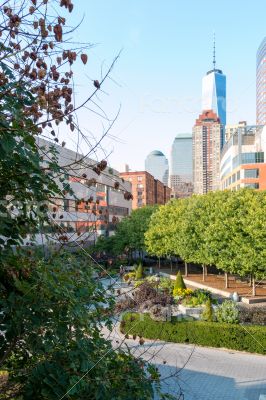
[0,251,156,399]
[215,300,239,324]
[145,190,266,285]
[0,2,159,398]
[108,206,158,256]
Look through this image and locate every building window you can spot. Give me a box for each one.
[244,183,259,189]
[137,184,143,188]
[237,170,240,180]
[244,169,259,179]
[137,191,142,196]
[137,176,143,182]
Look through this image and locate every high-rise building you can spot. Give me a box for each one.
[220,125,266,191]
[193,110,223,194]
[202,37,226,129]
[145,150,169,186]
[119,171,171,209]
[169,133,193,198]
[256,37,266,125]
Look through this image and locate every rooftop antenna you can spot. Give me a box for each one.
[213,32,216,70]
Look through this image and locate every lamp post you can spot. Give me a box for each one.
[155,274,160,294]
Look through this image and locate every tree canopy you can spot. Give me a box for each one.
[145,190,266,292]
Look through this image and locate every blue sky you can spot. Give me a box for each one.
[64,0,266,170]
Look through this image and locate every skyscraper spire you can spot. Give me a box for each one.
[213,32,216,70]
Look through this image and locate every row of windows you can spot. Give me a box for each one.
[50,199,129,216]
[232,152,264,169]
[244,168,259,179]
[244,182,259,189]
[223,169,260,189]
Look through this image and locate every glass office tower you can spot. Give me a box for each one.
[169,133,193,197]
[202,68,226,129]
[145,150,169,186]
[257,37,266,125]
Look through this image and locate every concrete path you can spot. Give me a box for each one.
[110,324,266,400]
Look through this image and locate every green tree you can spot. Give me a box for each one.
[0,1,159,398]
[207,189,266,294]
[112,206,157,257]
[145,202,178,258]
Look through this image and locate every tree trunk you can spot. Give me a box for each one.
[252,275,256,297]
[249,275,252,287]
[205,265,208,277]
[170,257,173,273]
[185,262,188,277]
[158,257,161,270]
[225,272,229,289]
[202,264,205,282]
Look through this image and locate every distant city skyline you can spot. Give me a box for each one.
[55,1,266,171]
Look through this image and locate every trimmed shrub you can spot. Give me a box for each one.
[121,313,266,355]
[173,271,186,296]
[216,300,239,324]
[135,263,143,280]
[201,298,214,322]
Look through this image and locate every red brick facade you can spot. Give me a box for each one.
[120,171,171,209]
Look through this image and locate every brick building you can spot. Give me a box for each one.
[120,171,171,209]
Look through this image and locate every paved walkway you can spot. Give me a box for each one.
[110,326,266,400]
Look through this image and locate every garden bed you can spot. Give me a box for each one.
[121,312,266,355]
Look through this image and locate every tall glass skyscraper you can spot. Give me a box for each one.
[256,37,266,125]
[145,150,169,186]
[169,133,193,197]
[202,39,226,130]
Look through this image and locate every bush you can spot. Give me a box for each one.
[238,305,266,326]
[123,272,136,282]
[192,289,214,303]
[121,313,266,355]
[173,288,193,299]
[133,282,173,308]
[201,298,214,322]
[1,251,155,399]
[173,271,186,296]
[158,277,174,293]
[135,263,143,280]
[216,300,239,324]
[182,289,217,307]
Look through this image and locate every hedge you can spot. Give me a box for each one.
[121,313,266,355]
